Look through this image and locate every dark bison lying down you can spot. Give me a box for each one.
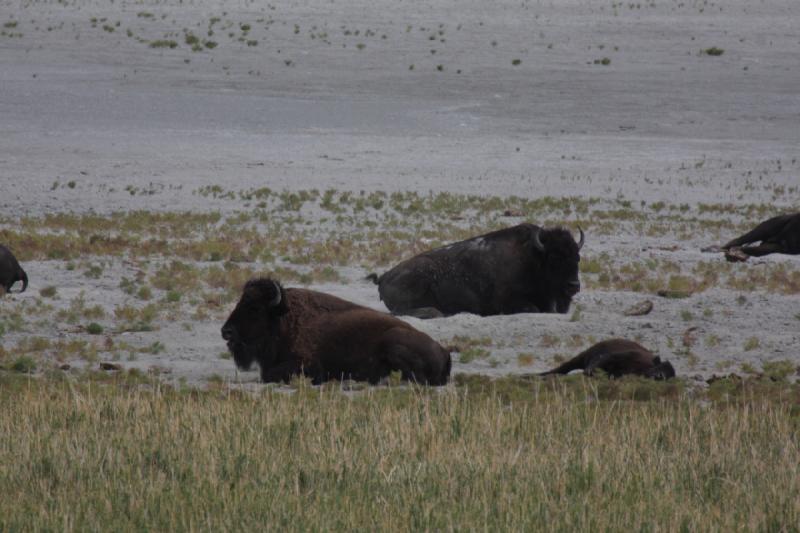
[368,223,584,318]
[221,278,451,385]
[540,339,675,380]
[0,245,27,294]
[722,212,800,258]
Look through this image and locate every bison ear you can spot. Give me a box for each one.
[653,356,661,364]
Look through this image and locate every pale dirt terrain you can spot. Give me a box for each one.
[1,0,798,386]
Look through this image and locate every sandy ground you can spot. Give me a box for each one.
[1,0,799,386]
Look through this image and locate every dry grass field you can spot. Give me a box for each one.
[1,374,799,531]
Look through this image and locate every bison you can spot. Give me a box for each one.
[221,278,452,385]
[540,339,675,380]
[721,212,800,259]
[0,245,28,294]
[367,223,584,318]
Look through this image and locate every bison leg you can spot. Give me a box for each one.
[739,243,783,257]
[400,307,445,319]
[259,360,301,383]
[723,215,790,249]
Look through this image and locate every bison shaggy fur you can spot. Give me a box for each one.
[221,278,452,385]
[368,223,584,318]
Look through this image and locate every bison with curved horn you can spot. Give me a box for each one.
[0,245,28,294]
[540,339,675,380]
[221,278,452,385]
[366,223,584,318]
[718,212,800,260]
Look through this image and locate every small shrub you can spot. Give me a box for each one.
[137,286,152,300]
[165,290,182,303]
[150,40,178,49]
[517,353,535,366]
[39,286,57,298]
[743,337,760,351]
[11,356,36,373]
[86,323,103,335]
[761,360,795,381]
[704,47,724,56]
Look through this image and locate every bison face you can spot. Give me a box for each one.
[532,227,584,313]
[221,278,286,371]
[644,360,676,380]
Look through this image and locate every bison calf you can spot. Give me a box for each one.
[721,212,800,258]
[221,278,451,385]
[367,223,584,318]
[0,245,28,294]
[540,339,675,380]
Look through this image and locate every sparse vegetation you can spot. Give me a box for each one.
[150,40,178,49]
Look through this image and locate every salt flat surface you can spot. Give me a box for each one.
[1,0,798,385]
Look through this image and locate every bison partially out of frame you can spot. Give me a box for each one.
[221,278,451,385]
[0,245,28,294]
[367,223,584,318]
[721,212,800,259]
[540,339,675,380]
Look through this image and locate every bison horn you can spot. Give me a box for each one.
[268,281,282,307]
[532,228,545,253]
[577,227,585,250]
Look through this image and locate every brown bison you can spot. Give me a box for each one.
[221,278,452,385]
[0,245,28,294]
[721,212,800,259]
[540,339,675,380]
[367,223,584,318]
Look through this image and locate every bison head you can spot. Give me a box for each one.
[221,278,286,371]
[643,358,676,380]
[531,227,584,313]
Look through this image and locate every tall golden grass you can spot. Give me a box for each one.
[0,376,798,531]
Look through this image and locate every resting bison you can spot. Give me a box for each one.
[540,339,675,380]
[721,212,800,258]
[221,278,452,385]
[367,223,584,318]
[0,245,28,294]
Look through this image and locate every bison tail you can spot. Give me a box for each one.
[19,269,28,293]
[365,272,381,285]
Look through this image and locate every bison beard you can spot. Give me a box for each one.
[368,223,584,318]
[221,278,452,385]
[0,245,28,294]
[540,339,675,380]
